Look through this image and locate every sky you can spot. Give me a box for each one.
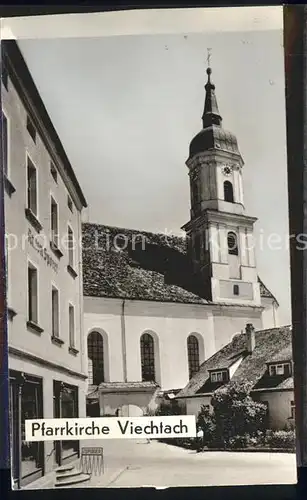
[17,28,291,325]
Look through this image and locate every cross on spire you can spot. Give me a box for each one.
[206,48,212,68]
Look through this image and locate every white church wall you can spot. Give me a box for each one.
[212,306,263,351]
[261,297,279,329]
[84,297,124,383]
[123,300,216,391]
[84,296,217,391]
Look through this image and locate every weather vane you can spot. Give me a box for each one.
[207,48,212,67]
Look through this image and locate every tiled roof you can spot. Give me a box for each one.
[269,345,292,363]
[82,223,277,306]
[87,381,158,397]
[176,325,292,398]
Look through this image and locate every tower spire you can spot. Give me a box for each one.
[202,53,222,129]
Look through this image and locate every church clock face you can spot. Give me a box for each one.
[221,165,232,176]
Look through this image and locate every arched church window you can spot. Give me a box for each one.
[87,332,104,385]
[224,181,234,203]
[140,333,155,382]
[227,231,238,256]
[187,335,200,379]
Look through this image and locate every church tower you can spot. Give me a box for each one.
[182,66,261,306]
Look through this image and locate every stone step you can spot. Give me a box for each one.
[55,472,91,487]
[56,470,85,482]
[55,465,75,474]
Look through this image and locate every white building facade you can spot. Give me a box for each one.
[2,41,87,488]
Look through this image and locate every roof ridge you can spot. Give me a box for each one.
[82,222,187,241]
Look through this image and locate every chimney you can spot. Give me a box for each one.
[246,323,255,353]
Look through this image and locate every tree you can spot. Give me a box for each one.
[197,382,268,449]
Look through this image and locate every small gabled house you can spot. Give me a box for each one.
[176,324,294,430]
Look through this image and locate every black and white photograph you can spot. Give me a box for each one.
[1,6,297,490]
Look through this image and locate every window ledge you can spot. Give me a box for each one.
[67,265,78,279]
[27,320,44,334]
[50,241,64,259]
[7,307,17,321]
[51,335,64,346]
[4,176,16,197]
[25,208,42,233]
[69,346,79,356]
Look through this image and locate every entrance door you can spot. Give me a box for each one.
[9,372,44,488]
[53,381,79,466]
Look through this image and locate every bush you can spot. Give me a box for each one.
[211,382,268,446]
[155,400,182,416]
[228,434,249,449]
[284,419,296,431]
[265,430,295,450]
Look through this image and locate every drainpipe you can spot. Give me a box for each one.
[121,299,127,382]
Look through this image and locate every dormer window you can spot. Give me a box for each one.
[210,370,228,383]
[269,362,291,376]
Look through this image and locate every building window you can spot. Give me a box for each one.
[28,263,38,324]
[87,332,104,385]
[2,111,8,176]
[211,370,228,383]
[52,287,59,338]
[140,333,155,382]
[290,400,295,419]
[269,363,292,376]
[224,181,234,203]
[227,231,238,256]
[233,284,239,295]
[69,304,75,347]
[51,197,59,247]
[68,195,73,212]
[50,162,57,183]
[27,157,38,216]
[187,335,200,379]
[27,115,36,142]
[68,226,74,268]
